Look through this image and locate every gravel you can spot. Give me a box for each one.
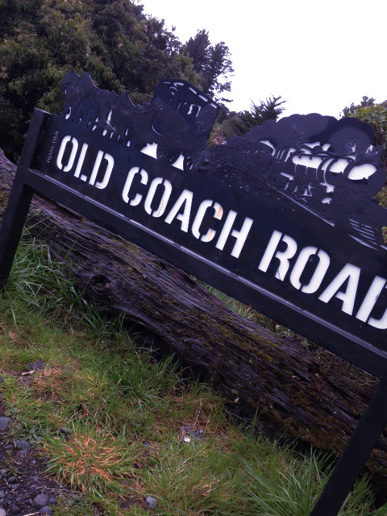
[0,389,75,515]
[0,373,110,515]
[145,495,157,509]
[0,437,63,515]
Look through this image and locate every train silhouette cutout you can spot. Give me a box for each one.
[60,72,386,250]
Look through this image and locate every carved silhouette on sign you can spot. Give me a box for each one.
[60,72,386,250]
[61,71,219,172]
[223,115,386,249]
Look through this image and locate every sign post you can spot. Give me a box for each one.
[0,72,386,514]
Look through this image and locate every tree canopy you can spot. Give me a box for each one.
[183,29,234,102]
[344,97,387,149]
[212,96,286,143]
[343,96,387,170]
[0,0,288,162]
[0,0,233,161]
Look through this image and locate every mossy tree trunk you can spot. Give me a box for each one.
[1,149,387,493]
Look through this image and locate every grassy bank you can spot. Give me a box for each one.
[0,236,386,515]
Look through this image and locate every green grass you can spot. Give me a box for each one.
[0,236,386,515]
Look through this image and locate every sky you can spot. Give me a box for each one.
[139,0,386,119]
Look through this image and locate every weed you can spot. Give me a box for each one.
[44,426,143,499]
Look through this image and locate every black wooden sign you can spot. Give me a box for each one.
[0,72,386,515]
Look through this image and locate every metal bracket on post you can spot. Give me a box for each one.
[311,373,387,515]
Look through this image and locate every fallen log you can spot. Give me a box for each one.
[1,148,386,494]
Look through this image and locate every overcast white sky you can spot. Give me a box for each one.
[139,0,386,118]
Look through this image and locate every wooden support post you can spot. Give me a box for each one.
[0,181,33,289]
[311,373,387,515]
[0,109,49,290]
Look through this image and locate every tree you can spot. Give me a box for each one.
[239,96,286,133]
[343,96,379,117]
[212,96,286,142]
[343,96,387,168]
[183,29,234,102]
[0,0,200,161]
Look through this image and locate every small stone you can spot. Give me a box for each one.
[0,491,4,498]
[0,417,11,432]
[48,496,57,505]
[40,507,52,515]
[27,360,45,371]
[0,508,6,516]
[11,504,20,514]
[145,496,157,509]
[14,440,31,451]
[0,376,3,383]
[8,476,17,484]
[33,494,49,509]
[59,427,71,437]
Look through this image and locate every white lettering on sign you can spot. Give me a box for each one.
[290,247,331,294]
[56,136,114,190]
[164,189,193,232]
[89,150,114,189]
[122,166,148,206]
[258,230,387,328]
[192,200,223,243]
[53,135,387,332]
[144,177,173,217]
[318,264,361,316]
[258,230,297,281]
[356,277,387,327]
[215,210,254,258]
[74,143,89,180]
[57,135,78,172]
[121,166,253,259]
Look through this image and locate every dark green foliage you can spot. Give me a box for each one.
[183,29,234,101]
[239,96,286,133]
[0,0,207,161]
[343,96,381,117]
[212,96,286,142]
[343,96,387,169]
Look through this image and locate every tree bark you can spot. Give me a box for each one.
[1,148,387,494]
